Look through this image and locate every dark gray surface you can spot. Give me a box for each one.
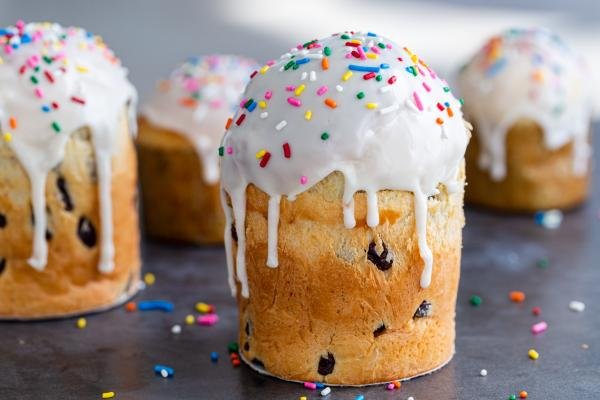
[1,130,599,399]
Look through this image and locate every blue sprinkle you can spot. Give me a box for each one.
[380,63,390,69]
[0,29,9,36]
[86,31,93,38]
[355,396,365,400]
[138,300,174,312]
[210,352,219,363]
[295,58,310,65]
[246,100,257,112]
[485,58,507,77]
[362,46,368,52]
[11,43,19,49]
[444,102,450,107]
[348,64,380,72]
[41,105,51,113]
[367,32,377,37]
[154,364,175,377]
[20,34,31,44]
[316,383,325,389]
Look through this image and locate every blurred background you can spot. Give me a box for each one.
[1,0,598,108]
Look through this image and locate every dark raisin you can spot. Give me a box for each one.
[0,213,6,228]
[231,224,238,242]
[243,342,250,351]
[77,216,97,248]
[245,321,250,336]
[318,352,335,375]
[251,358,265,369]
[367,241,393,271]
[413,300,432,319]
[56,176,74,211]
[373,324,386,338]
[45,229,53,241]
[0,258,5,275]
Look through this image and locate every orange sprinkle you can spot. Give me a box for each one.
[393,381,401,389]
[225,118,233,130]
[509,291,526,303]
[321,57,329,70]
[436,117,444,125]
[125,302,137,312]
[179,97,198,108]
[519,391,528,399]
[447,107,454,117]
[324,98,337,109]
[9,117,17,129]
[532,69,545,83]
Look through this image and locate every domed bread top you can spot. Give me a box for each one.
[219,31,470,298]
[0,21,137,273]
[142,55,257,184]
[458,27,592,181]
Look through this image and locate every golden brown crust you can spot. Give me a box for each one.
[137,117,224,245]
[465,119,590,212]
[230,166,465,385]
[0,111,140,319]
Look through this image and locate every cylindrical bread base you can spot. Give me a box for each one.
[0,111,141,319]
[137,117,224,245]
[228,169,465,385]
[465,119,590,212]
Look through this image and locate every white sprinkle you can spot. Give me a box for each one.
[320,387,331,396]
[379,85,392,93]
[537,209,563,229]
[171,324,182,334]
[289,48,298,53]
[160,369,169,378]
[310,70,317,81]
[278,66,284,72]
[306,53,324,59]
[336,85,343,92]
[260,112,268,119]
[408,397,415,400]
[275,120,287,131]
[480,369,488,377]
[406,98,420,113]
[569,300,585,312]
[299,49,309,56]
[300,71,308,80]
[379,103,400,115]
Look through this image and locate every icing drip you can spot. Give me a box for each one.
[142,55,257,184]
[458,28,593,181]
[220,32,469,298]
[0,21,136,272]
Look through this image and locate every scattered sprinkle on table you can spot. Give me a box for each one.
[76,317,87,329]
[569,300,585,312]
[536,257,549,268]
[125,302,136,312]
[185,314,194,325]
[320,386,331,396]
[197,314,219,326]
[509,291,526,303]
[470,295,482,306]
[508,395,517,400]
[519,390,528,398]
[211,352,219,362]
[154,364,174,378]
[143,272,156,285]
[528,349,539,360]
[171,324,181,334]
[531,306,541,316]
[354,396,364,400]
[531,321,548,334]
[137,300,174,312]
[101,392,115,399]
[480,369,488,377]
[534,209,563,229]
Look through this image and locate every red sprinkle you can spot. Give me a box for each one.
[19,65,26,75]
[259,151,271,168]
[351,50,361,59]
[235,114,246,126]
[71,96,85,105]
[363,72,376,80]
[44,70,54,83]
[51,102,59,110]
[345,41,360,47]
[437,102,445,111]
[250,70,258,79]
[282,142,291,158]
[532,307,541,316]
[388,75,397,84]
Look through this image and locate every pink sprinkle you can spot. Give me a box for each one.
[184,78,199,92]
[264,90,272,100]
[386,383,395,390]
[239,98,247,108]
[370,46,381,54]
[531,321,548,334]
[34,88,44,98]
[296,44,303,50]
[15,19,25,29]
[357,45,367,60]
[386,44,392,49]
[412,91,424,111]
[287,97,302,107]
[197,314,219,326]
[303,382,317,390]
[4,45,12,55]
[209,99,224,109]
[26,55,40,68]
[422,82,431,92]
[417,67,426,76]
[266,60,276,66]
[345,53,352,59]
[300,176,308,185]
[285,85,296,92]
[226,146,233,155]
[316,86,328,96]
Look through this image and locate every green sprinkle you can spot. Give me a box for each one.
[375,74,382,81]
[378,42,386,49]
[43,55,53,64]
[537,257,549,269]
[324,46,332,56]
[191,92,201,100]
[459,98,465,105]
[30,75,38,84]
[508,395,516,400]
[34,66,40,72]
[443,87,450,92]
[292,64,299,70]
[470,295,482,307]
[227,342,239,353]
[321,132,329,141]
[340,34,350,40]
[356,91,365,100]
[408,66,417,76]
[244,98,254,109]
[218,146,224,156]
[51,121,61,133]
[284,60,295,70]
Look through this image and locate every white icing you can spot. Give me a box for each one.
[458,28,593,181]
[142,55,257,184]
[220,32,469,298]
[0,21,136,272]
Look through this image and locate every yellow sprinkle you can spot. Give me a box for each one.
[259,65,270,74]
[144,272,156,286]
[185,314,195,325]
[79,42,86,50]
[101,392,115,399]
[349,39,362,44]
[300,397,307,400]
[342,71,353,81]
[195,302,211,313]
[258,100,267,109]
[256,149,266,159]
[366,102,378,109]
[304,110,312,121]
[294,84,306,96]
[76,64,89,73]
[76,318,87,329]
[366,53,378,59]
[411,54,418,64]
[528,349,539,360]
[0,57,3,64]
[3,132,12,142]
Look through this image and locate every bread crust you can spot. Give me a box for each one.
[0,111,140,318]
[137,117,224,245]
[465,119,590,212]
[229,166,465,385]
